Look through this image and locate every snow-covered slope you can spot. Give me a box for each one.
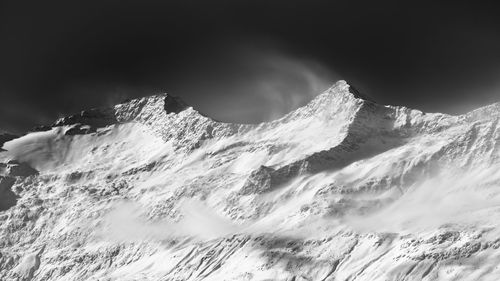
[0,80,499,281]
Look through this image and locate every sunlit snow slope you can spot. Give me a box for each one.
[0,80,499,281]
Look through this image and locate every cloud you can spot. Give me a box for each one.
[182,44,340,123]
[246,49,337,120]
[100,199,244,242]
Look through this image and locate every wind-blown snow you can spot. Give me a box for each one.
[0,80,499,280]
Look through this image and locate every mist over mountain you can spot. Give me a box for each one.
[0,81,499,280]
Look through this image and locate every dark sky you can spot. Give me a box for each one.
[1,0,500,133]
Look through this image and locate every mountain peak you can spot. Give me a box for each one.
[302,80,372,112]
[328,79,350,91]
[114,93,192,122]
[30,93,194,135]
[327,80,374,102]
[280,80,368,122]
[120,93,189,114]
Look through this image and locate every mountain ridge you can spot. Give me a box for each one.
[19,80,499,138]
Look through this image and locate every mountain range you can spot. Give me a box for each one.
[0,80,499,280]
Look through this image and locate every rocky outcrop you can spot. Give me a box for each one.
[33,94,192,137]
[240,166,275,195]
[54,107,117,128]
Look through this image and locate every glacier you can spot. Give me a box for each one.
[0,80,499,280]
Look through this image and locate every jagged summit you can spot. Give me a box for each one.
[33,93,193,135]
[324,80,374,102]
[279,80,368,123]
[119,93,190,114]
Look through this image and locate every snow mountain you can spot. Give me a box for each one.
[0,80,499,280]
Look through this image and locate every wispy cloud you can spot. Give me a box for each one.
[242,48,337,120]
[100,199,244,242]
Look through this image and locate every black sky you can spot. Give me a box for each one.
[1,0,500,133]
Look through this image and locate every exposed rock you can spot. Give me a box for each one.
[54,107,117,128]
[240,166,275,195]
